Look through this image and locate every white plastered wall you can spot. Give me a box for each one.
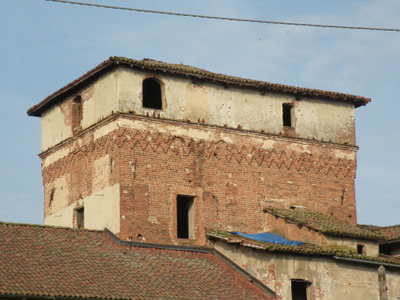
[80,70,120,130]
[295,98,355,144]
[84,184,120,233]
[41,105,72,151]
[44,184,121,233]
[116,66,356,145]
[326,236,379,257]
[40,66,357,151]
[40,70,120,151]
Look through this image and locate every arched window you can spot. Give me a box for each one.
[142,78,162,109]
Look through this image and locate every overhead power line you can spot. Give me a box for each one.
[46,0,400,33]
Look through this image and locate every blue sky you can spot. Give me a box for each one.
[0,0,399,226]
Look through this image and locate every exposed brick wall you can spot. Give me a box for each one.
[42,114,357,246]
[262,213,327,245]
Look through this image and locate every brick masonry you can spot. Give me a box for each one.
[42,114,357,246]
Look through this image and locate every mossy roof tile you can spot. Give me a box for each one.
[358,224,400,242]
[264,207,382,241]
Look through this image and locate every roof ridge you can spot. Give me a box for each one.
[264,207,352,227]
[0,220,103,233]
[263,207,382,241]
[104,228,213,253]
[111,56,370,100]
[379,224,400,229]
[357,224,400,230]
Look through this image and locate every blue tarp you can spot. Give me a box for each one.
[230,232,304,246]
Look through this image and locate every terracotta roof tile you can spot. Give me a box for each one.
[359,224,400,242]
[264,207,382,241]
[27,56,370,116]
[0,222,275,300]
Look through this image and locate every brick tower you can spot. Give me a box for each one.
[28,57,369,246]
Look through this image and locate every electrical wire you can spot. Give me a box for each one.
[46,0,400,32]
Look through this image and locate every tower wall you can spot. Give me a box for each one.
[42,114,357,245]
[40,66,356,152]
[36,62,360,246]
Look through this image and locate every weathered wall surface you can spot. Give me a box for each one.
[40,66,356,152]
[116,67,356,145]
[41,114,357,245]
[81,71,119,130]
[294,98,355,144]
[213,240,400,300]
[40,70,120,151]
[44,203,74,227]
[326,236,379,257]
[84,184,120,233]
[44,184,120,232]
[42,114,122,233]
[41,104,72,152]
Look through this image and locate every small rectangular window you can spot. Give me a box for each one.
[177,195,195,239]
[75,207,84,229]
[379,243,393,255]
[283,103,293,127]
[357,244,365,255]
[291,280,310,300]
[48,188,55,207]
[143,78,163,109]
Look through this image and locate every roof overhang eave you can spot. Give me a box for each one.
[333,256,400,269]
[27,56,371,117]
[27,59,115,117]
[379,238,400,245]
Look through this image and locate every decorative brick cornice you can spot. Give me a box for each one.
[39,114,358,160]
[42,124,356,184]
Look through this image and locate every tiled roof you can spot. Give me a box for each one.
[207,230,400,266]
[27,56,370,116]
[359,224,400,242]
[264,207,382,241]
[0,222,275,300]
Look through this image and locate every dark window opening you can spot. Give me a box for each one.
[48,188,55,207]
[75,207,84,229]
[143,78,162,109]
[357,244,365,255]
[283,103,293,127]
[177,195,194,239]
[380,244,392,255]
[379,244,388,255]
[72,96,82,133]
[291,280,310,300]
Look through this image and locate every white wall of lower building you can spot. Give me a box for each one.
[44,184,120,233]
